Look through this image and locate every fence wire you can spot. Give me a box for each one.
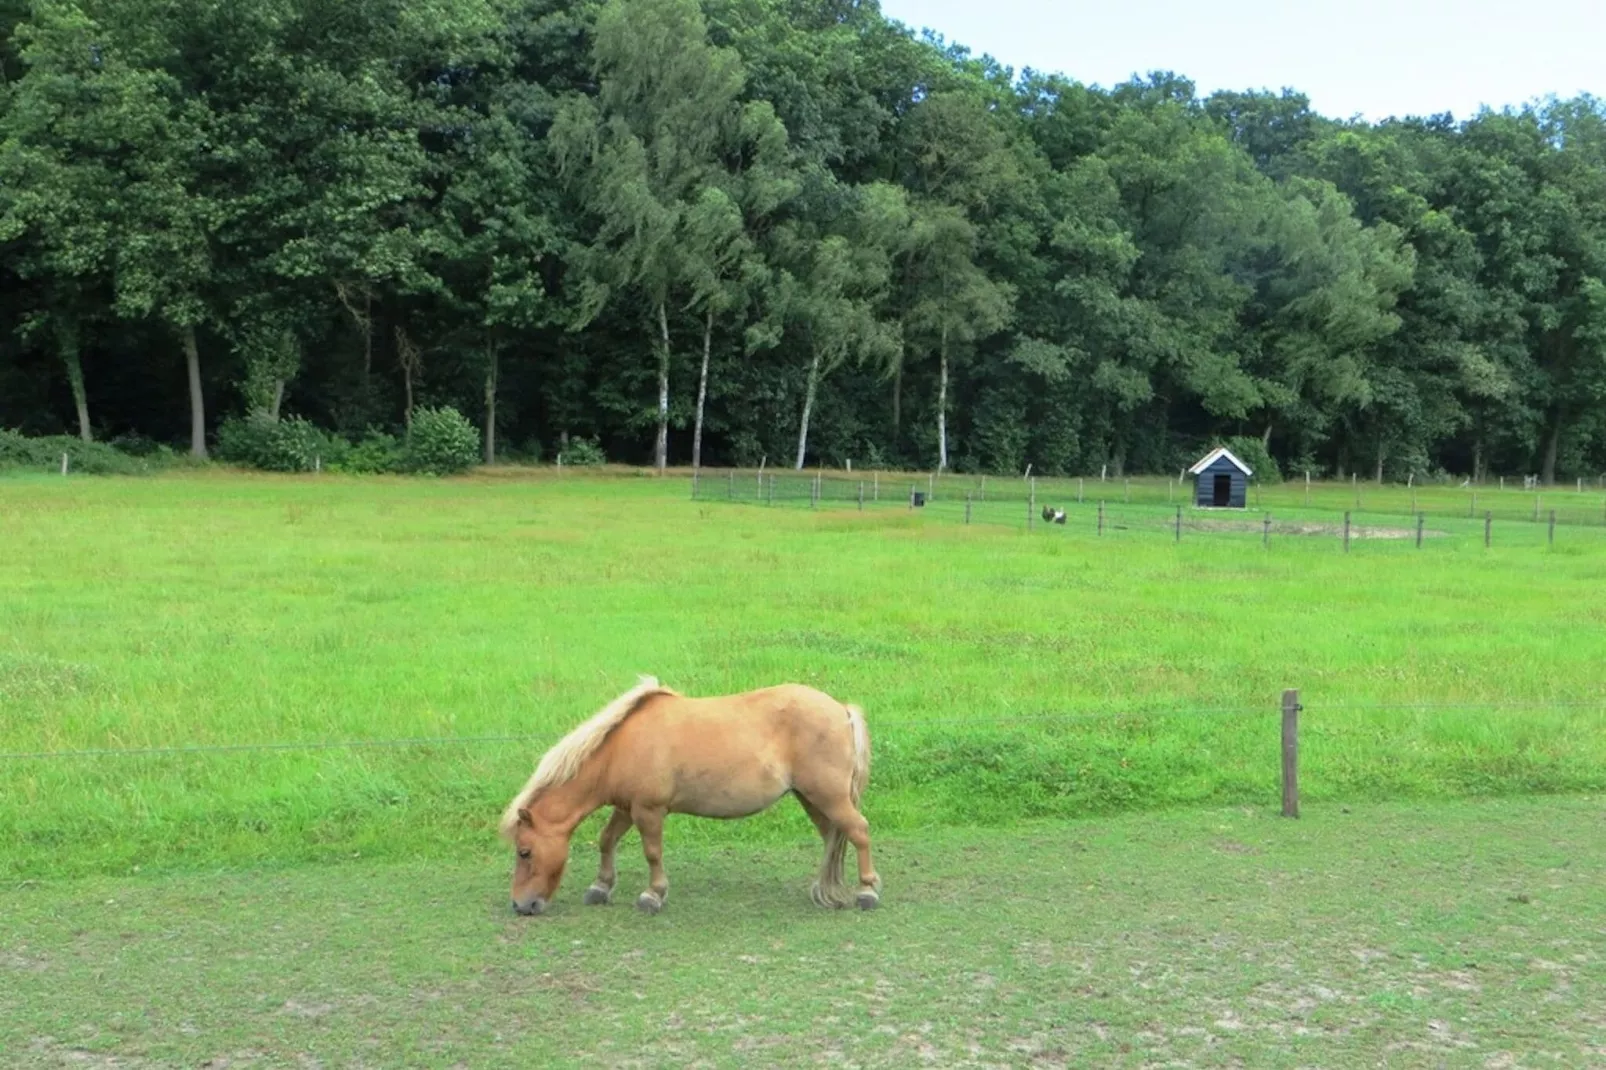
[4,700,1602,763]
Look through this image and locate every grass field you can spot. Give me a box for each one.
[2,468,1605,881]
[3,798,1602,1067]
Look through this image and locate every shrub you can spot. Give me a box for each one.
[558,435,606,467]
[1222,435,1282,485]
[0,430,157,475]
[404,406,480,475]
[217,414,347,473]
[339,429,405,475]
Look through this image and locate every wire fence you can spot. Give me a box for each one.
[689,467,1606,551]
[4,698,1603,764]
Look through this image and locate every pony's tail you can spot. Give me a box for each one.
[813,704,871,909]
[846,703,871,805]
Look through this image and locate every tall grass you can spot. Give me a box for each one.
[2,469,1603,879]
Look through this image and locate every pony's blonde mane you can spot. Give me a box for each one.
[499,675,674,840]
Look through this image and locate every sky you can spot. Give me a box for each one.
[877,0,1604,122]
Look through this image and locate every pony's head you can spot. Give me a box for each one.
[507,804,568,915]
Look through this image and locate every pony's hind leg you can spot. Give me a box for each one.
[585,807,634,906]
[818,798,881,910]
[796,793,849,908]
[631,806,669,914]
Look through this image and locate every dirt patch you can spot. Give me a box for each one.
[1188,517,1443,540]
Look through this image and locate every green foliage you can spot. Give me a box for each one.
[403,407,480,475]
[1222,435,1282,484]
[0,2,1604,481]
[559,436,607,466]
[338,429,406,475]
[0,429,170,474]
[216,415,347,473]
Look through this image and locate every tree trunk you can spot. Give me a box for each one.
[655,302,671,471]
[936,327,949,473]
[692,309,712,470]
[58,327,91,442]
[1541,416,1562,486]
[891,358,902,437]
[795,349,820,470]
[1261,422,1273,448]
[270,379,285,422]
[484,343,498,465]
[183,324,206,458]
[1375,437,1385,484]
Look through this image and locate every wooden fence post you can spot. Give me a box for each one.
[1174,505,1182,542]
[1281,689,1301,819]
[1416,512,1424,549]
[1343,510,1351,552]
[1263,514,1271,548]
[1485,510,1492,548]
[1097,500,1105,536]
[727,471,734,499]
[1028,479,1036,530]
[965,493,972,525]
[1548,509,1555,547]
[1078,477,1084,504]
[858,481,864,511]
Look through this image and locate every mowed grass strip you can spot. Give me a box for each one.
[2,798,1603,1068]
[2,470,1604,879]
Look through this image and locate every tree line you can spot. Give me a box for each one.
[2,0,1603,481]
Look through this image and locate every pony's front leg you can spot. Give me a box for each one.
[584,807,633,906]
[631,806,669,914]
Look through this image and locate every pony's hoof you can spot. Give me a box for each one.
[636,892,664,915]
[856,890,880,911]
[583,885,612,906]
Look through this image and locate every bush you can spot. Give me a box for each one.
[558,435,606,467]
[339,429,405,475]
[404,406,480,475]
[0,429,160,475]
[217,414,347,473]
[1221,435,1282,485]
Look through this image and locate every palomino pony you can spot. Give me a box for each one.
[499,676,880,916]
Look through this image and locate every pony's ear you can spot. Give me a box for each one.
[516,807,534,829]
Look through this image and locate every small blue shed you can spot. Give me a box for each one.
[1189,447,1252,509]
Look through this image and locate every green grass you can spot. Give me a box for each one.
[3,798,1603,1067]
[2,469,1605,881]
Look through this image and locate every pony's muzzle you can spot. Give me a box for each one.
[512,895,547,916]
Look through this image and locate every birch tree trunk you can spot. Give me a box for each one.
[655,302,671,470]
[795,349,821,470]
[183,324,206,458]
[692,309,712,470]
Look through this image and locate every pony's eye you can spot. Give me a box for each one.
[517,848,532,860]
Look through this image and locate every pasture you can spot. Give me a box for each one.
[2,469,1605,1065]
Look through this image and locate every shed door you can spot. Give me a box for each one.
[1212,473,1232,507]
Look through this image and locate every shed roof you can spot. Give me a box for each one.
[1188,446,1253,477]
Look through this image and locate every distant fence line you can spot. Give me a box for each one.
[689,466,1606,548]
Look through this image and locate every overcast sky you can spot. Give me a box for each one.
[877,0,1603,121]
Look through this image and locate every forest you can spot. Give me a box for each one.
[1,0,1603,481]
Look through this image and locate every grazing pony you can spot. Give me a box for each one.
[499,677,880,916]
